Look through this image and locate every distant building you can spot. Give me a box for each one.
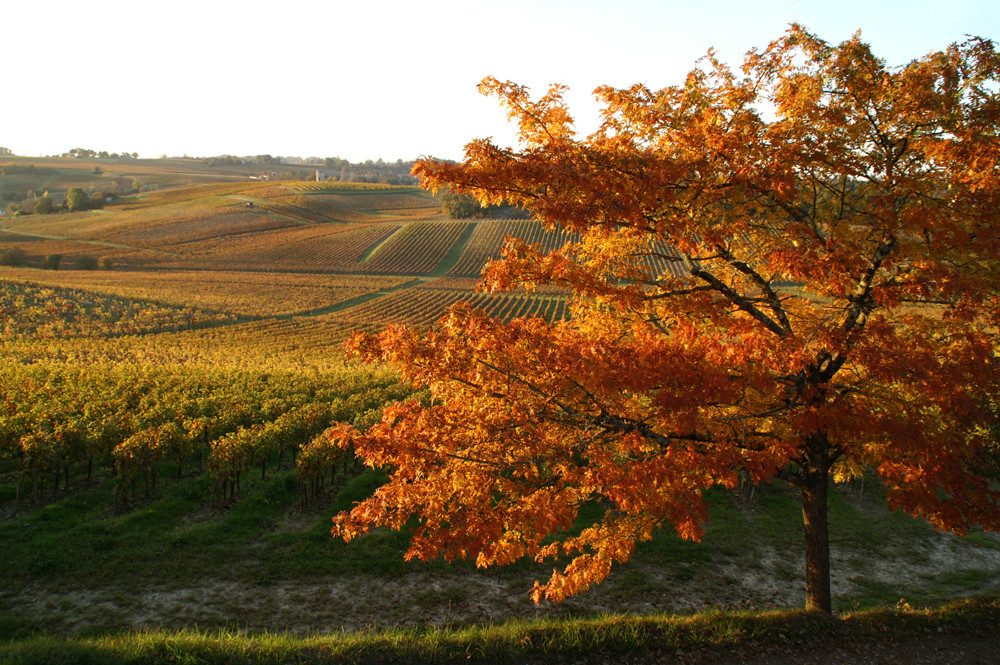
[315,170,326,182]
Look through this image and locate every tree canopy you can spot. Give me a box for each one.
[330,26,1000,613]
[65,188,91,212]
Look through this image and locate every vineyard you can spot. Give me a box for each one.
[0,163,719,627]
[287,181,422,193]
[362,220,473,274]
[171,223,404,273]
[0,280,238,337]
[0,269,412,317]
[334,287,570,327]
[0,165,689,501]
[0,170,586,519]
[0,359,413,507]
[448,219,579,276]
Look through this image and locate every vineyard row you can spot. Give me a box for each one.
[0,362,416,506]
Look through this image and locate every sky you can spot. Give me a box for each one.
[3,0,998,163]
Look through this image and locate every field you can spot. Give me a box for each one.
[0,157,577,350]
[1,157,999,662]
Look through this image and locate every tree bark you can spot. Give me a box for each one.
[800,470,832,613]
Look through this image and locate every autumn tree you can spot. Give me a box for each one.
[331,27,1000,614]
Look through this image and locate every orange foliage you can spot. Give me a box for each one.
[332,27,1000,613]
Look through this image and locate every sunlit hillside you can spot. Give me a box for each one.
[0,158,576,372]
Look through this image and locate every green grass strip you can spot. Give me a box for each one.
[2,596,997,665]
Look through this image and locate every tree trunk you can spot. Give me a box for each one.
[800,471,832,613]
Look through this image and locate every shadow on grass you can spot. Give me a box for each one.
[1,596,997,665]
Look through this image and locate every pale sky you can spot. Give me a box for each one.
[3,0,997,162]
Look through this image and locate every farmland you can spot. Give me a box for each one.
[1,157,998,657]
[0,156,576,340]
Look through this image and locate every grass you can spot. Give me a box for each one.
[6,465,995,636]
[0,463,440,596]
[0,597,997,665]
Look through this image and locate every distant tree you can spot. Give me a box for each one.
[78,255,99,270]
[44,254,62,270]
[33,196,55,215]
[439,190,482,218]
[98,256,114,271]
[0,247,27,267]
[93,166,103,175]
[0,147,12,156]
[65,188,91,212]
[203,155,244,167]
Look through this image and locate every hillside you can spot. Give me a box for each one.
[0,159,998,645]
[1,159,575,361]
